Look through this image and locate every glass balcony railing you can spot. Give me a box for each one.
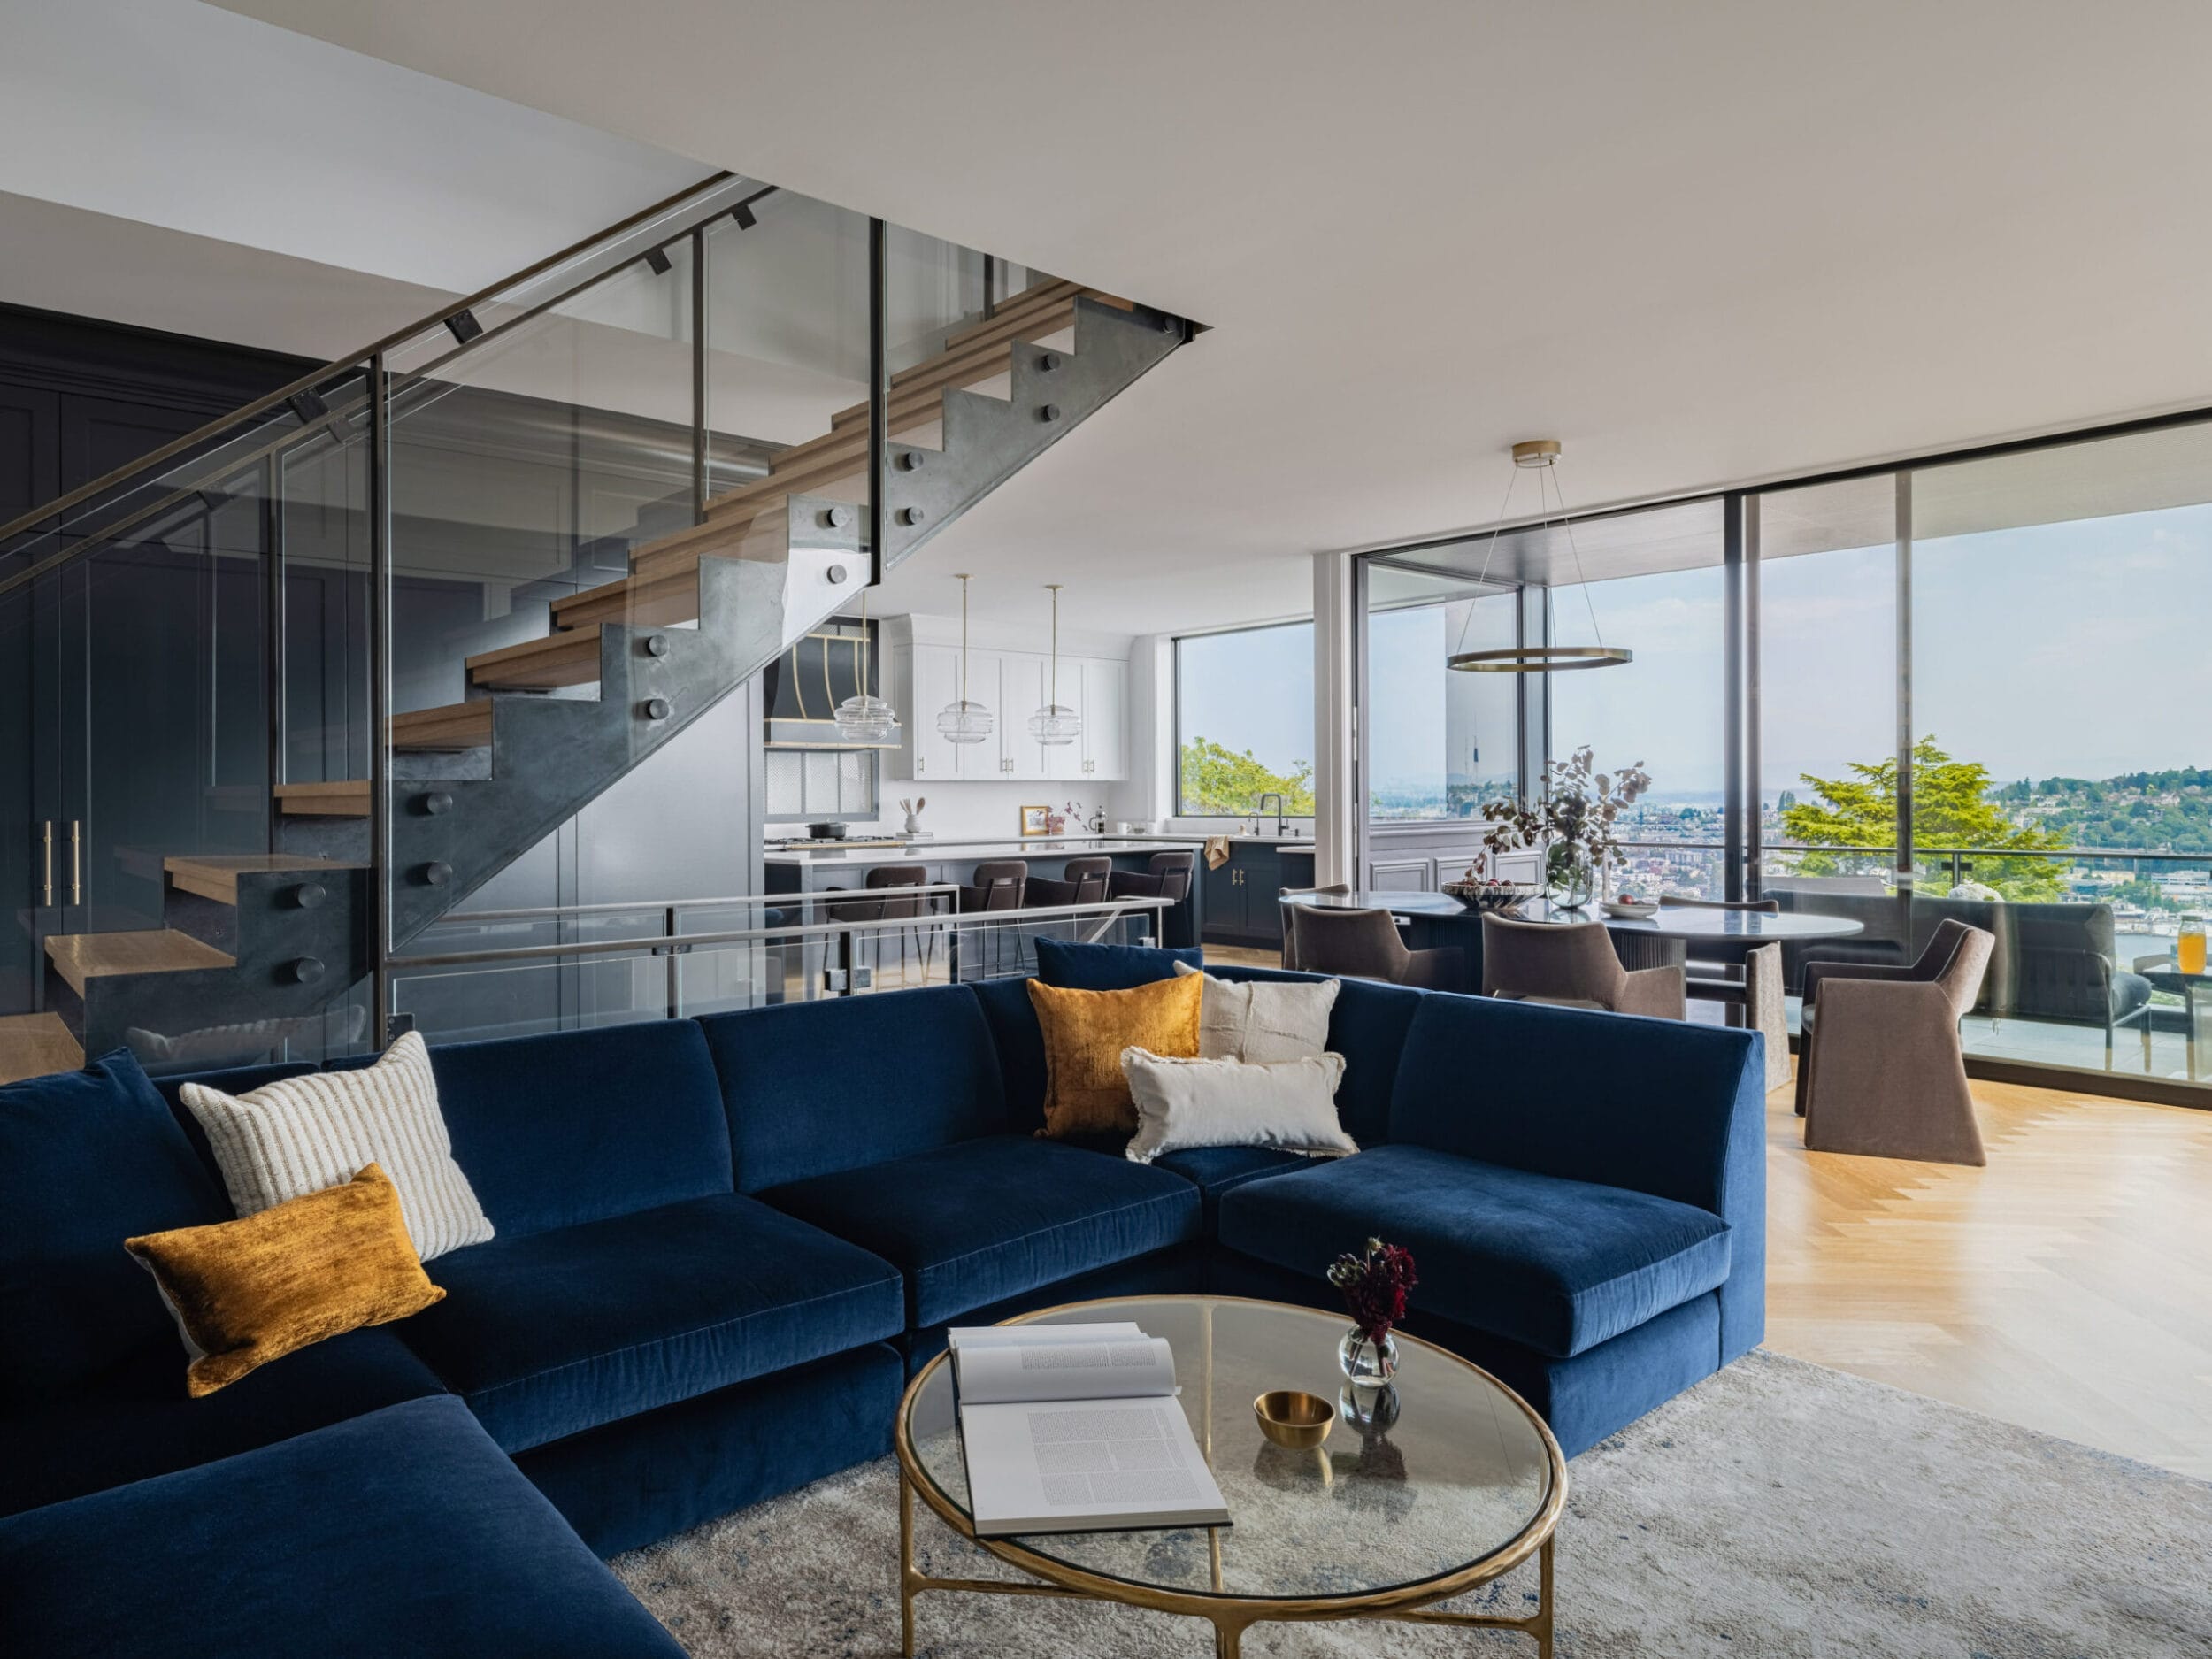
[1603,838,2211,1089]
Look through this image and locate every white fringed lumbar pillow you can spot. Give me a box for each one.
[1119,1047,1356,1164]
[180,1032,493,1262]
[1171,962,1339,1062]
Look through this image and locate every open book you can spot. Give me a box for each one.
[949,1323,1231,1537]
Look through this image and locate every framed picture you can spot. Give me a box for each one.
[1019,804,1051,837]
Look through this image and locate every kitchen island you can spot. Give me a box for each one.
[764,839,1205,989]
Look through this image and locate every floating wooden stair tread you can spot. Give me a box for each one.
[468,631,602,690]
[390,702,495,751]
[46,929,234,997]
[275,780,370,817]
[551,568,703,634]
[0,1012,82,1086]
[165,855,362,905]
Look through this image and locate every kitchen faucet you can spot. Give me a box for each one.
[1256,792,1286,836]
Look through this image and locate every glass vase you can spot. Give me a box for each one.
[1546,844,1594,910]
[1337,1326,1399,1388]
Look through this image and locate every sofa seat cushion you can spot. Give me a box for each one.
[1215,1144,1732,1360]
[399,1194,902,1453]
[0,1326,445,1521]
[760,1135,1203,1328]
[1149,1143,1317,1225]
[0,1395,685,1659]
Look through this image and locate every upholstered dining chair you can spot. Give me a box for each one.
[1479,913,1686,1019]
[1026,856,1112,908]
[1108,850,1195,903]
[1291,904,1463,991]
[1661,895,1790,1089]
[824,864,934,984]
[957,859,1028,973]
[1279,884,1352,972]
[1794,918,1994,1165]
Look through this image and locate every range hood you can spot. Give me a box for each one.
[762,623,902,749]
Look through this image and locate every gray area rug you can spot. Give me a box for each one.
[615,1351,2212,1655]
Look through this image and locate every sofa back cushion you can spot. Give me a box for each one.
[0,1050,231,1402]
[1033,938,1202,989]
[700,987,1009,1193]
[1387,994,1759,1215]
[419,1022,732,1238]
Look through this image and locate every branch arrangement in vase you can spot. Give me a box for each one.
[1477,747,1650,901]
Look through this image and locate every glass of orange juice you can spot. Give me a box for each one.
[2179,914,2208,978]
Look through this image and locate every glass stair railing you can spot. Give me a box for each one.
[0,173,1192,1081]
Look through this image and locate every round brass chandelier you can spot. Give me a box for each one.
[1446,439,1632,672]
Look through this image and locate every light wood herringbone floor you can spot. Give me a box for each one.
[1206,945,2212,1480]
[1764,1070,2212,1480]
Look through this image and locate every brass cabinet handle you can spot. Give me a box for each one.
[42,819,52,907]
[70,819,81,905]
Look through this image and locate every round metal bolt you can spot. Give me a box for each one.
[642,697,672,721]
[1159,314,1179,334]
[291,881,326,911]
[1037,351,1061,372]
[419,862,452,888]
[826,565,850,584]
[419,790,453,816]
[1038,403,1063,423]
[898,506,926,526]
[820,505,855,529]
[897,450,926,472]
[290,956,326,986]
[642,633,671,657]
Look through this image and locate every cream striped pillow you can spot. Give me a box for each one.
[180,1032,493,1262]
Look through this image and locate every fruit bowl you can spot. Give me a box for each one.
[1601,897,1659,919]
[1441,880,1544,914]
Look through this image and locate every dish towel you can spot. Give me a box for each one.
[1204,836,1233,870]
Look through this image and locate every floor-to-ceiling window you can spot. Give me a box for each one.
[1364,565,1518,820]
[1355,417,2212,1104]
[1755,475,1899,890]
[1174,621,1316,818]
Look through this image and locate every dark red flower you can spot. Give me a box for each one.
[1326,1237,1418,1345]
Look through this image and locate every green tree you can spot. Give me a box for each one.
[1180,736,1314,816]
[1781,735,2068,900]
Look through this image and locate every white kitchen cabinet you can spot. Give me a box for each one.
[994,651,1056,781]
[1078,657,1127,781]
[898,642,978,781]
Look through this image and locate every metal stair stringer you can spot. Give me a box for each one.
[387,516,866,949]
[879,296,1187,570]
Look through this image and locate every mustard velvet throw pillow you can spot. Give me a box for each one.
[1027,972,1204,1138]
[125,1164,444,1397]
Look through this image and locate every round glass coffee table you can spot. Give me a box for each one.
[895,1294,1566,1657]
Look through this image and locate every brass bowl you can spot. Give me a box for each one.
[1253,1389,1333,1450]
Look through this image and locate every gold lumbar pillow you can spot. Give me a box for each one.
[125,1163,445,1398]
[1028,973,1204,1139]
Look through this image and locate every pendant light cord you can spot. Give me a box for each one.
[1455,465,1526,657]
[958,575,969,704]
[1048,584,1060,703]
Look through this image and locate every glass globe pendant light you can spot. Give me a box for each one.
[935,572,994,745]
[831,588,898,744]
[1446,439,1632,672]
[1025,582,1081,747]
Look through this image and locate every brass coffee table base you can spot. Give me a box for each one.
[898,1469,1558,1658]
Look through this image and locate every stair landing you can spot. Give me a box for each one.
[46,929,236,997]
[0,1012,83,1085]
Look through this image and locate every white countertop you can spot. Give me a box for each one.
[764,835,1202,864]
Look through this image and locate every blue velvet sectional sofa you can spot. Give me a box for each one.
[0,941,1765,1655]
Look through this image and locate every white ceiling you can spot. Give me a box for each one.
[34,2,2212,638]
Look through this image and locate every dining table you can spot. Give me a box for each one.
[1279,887,1865,980]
